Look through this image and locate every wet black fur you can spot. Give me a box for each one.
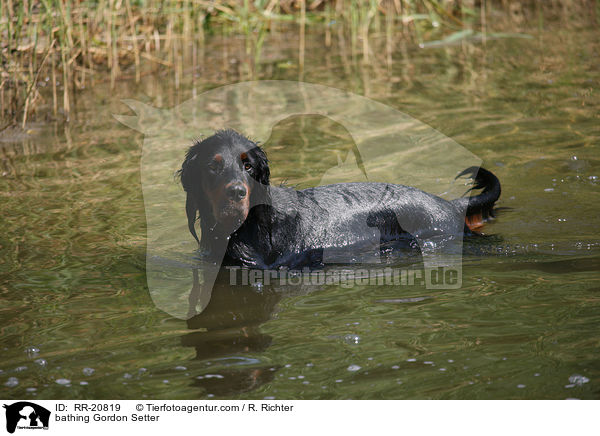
[179,129,501,269]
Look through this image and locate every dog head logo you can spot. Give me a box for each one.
[3,402,50,434]
[116,80,481,319]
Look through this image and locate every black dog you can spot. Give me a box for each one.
[179,129,501,269]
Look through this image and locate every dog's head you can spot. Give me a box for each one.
[179,129,270,241]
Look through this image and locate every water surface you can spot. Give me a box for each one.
[1,22,599,399]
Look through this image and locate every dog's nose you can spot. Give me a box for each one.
[226,183,247,200]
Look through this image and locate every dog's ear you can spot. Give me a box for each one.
[179,150,201,243]
[185,192,199,243]
[179,150,198,193]
[250,146,270,186]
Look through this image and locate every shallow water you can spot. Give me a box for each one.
[1,22,599,399]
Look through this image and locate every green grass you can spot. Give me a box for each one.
[0,0,596,128]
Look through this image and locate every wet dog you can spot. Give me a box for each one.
[179,129,501,269]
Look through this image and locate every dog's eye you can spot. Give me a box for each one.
[208,161,222,172]
[244,162,252,171]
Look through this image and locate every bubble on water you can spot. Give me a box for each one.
[306,363,314,367]
[284,364,292,368]
[534,373,540,377]
[25,347,40,358]
[335,379,343,383]
[517,384,526,389]
[26,387,37,392]
[14,366,28,372]
[264,396,275,400]
[288,376,296,380]
[544,188,554,192]
[302,381,310,385]
[55,378,71,385]
[5,377,19,387]
[344,334,361,345]
[406,358,417,362]
[424,361,434,365]
[175,366,187,371]
[448,359,454,363]
[347,365,361,372]
[439,368,447,372]
[298,375,305,379]
[138,368,147,373]
[568,374,589,386]
[564,384,576,389]
[123,373,133,379]
[34,359,47,367]
[162,380,169,384]
[82,368,95,376]
[391,365,399,370]
[80,381,89,386]
[204,374,224,379]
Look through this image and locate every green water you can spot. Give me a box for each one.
[1,23,599,399]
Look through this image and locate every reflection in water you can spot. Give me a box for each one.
[186,268,282,331]
[182,268,281,396]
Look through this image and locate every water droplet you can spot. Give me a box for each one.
[344,334,361,345]
[347,365,361,372]
[34,359,47,367]
[5,377,19,387]
[175,366,187,371]
[568,374,589,386]
[25,347,40,358]
[55,378,71,385]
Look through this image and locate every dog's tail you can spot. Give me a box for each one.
[452,166,501,230]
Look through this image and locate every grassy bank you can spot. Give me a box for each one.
[0,0,597,129]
